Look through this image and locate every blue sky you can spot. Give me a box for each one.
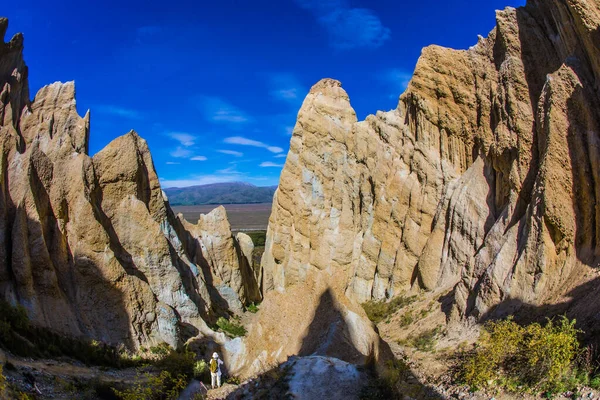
[3,0,525,188]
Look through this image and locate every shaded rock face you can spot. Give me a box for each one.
[228,273,388,379]
[262,0,600,320]
[0,19,252,349]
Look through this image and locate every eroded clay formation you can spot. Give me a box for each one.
[262,0,600,323]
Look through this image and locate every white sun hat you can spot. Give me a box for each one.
[212,352,219,359]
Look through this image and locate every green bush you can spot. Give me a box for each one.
[361,295,417,324]
[246,303,260,313]
[398,311,414,327]
[193,360,209,382]
[150,343,171,356]
[113,371,187,400]
[246,231,266,247]
[216,317,247,337]
[155,347,196,378]
[460,316,587,394]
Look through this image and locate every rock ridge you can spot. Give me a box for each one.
[0,18,257,349]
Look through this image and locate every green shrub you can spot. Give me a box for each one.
[216,317,247,337]
[412,327,441,352]
[246,303,260,313]
[246,231,266,247]
[398,311,414,327]
[113,371,187,400]
[361,296,417,324]
[226,376,241,385]
[150,343,171,356]
[193,360,209,382]
[460,316,584,394]
[155,347,196,378]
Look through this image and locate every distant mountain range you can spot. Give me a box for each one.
[163,182,277,205]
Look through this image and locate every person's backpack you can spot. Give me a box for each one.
[210,359,218,373]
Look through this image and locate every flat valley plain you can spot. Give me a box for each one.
[172,203,272,231]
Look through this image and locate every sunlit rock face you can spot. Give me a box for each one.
[262,0,600,321]
[0,17,256,349]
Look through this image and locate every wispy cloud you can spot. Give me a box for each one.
[168,132,196,147]
[285,126,294,135]
[224,136,284,154]
[166,161,180,165]
[191,156,207,161]
[274,154,287,158]
[379,68,413,98]
[170,147,192,158]
[198,97,249,125]
[218,150,244,157]
[268,73,306,103]
[294,0,390,50]
[260,162,284,168]
[216,166,240,174]
[95,105,141,119]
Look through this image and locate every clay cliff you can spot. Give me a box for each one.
[262,0,600,325]
[0,17,259,349]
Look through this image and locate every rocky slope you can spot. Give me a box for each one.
[0,17,259,349]
[262,0,600,327]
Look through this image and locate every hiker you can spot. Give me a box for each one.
[209,352,224,388]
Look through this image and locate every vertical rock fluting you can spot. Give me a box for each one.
[262,0,600,320]
[0,19,250,348]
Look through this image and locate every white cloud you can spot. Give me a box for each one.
[293,0,391,50]
[170,147,193,158]
[268,73,306,104]
[95,105,141,119]
[218,150,244,157]
[166,161,180,165]
[216,166,240,174]
[224,136,284,154]
[285,126,294,135]
[198,97,249,124]
[260,162,284,168]
[274,154,287,158]
[191,156,207,161]
[168,132,196,147]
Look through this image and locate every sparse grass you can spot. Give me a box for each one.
[359,358,409,399]
[0,299,140,368]
[0,365,6,397]
[399,326,442,352]
[458,316,599,396]
[226,376,241,385]
[113,371,188,400]
[216,317,247,337]
[361,295,418,324]
[398,311,414,327]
